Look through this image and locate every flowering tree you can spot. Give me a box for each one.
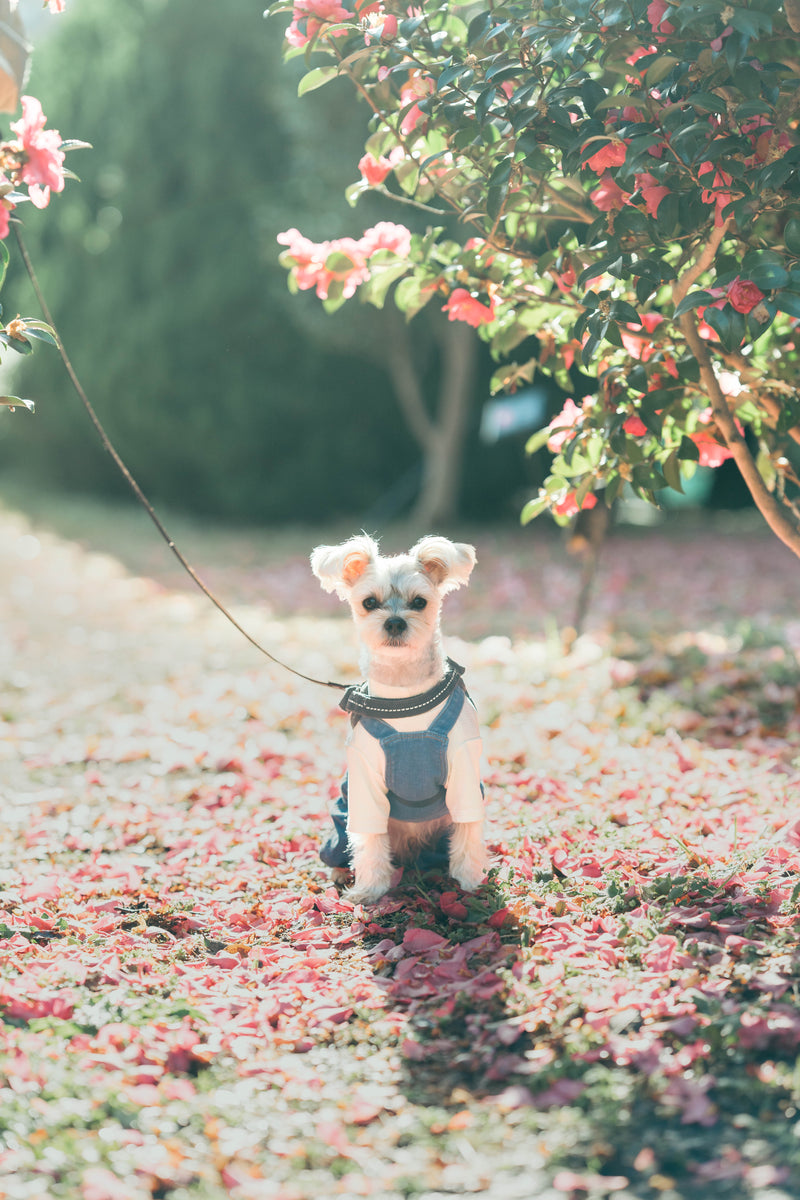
[0,0,79,411]
[268,0,800,559]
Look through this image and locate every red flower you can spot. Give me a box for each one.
[590,174,629,212]
[647,0,675,34]
[635,171,670,218]
[358,147,403,186]
[553,490,598,518]
[727,277,766,315]
[623,415,649,437]
[442,288,496,327]
[698,160,736,227]
[585,140,628,173]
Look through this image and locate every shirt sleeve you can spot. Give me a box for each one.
[345,737,391,835]
[445,735,485,823]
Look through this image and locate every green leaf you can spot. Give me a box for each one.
[475,85,498,123]
[525,425,553,456]
[361,261,409,309]
[745,261,789,290]
[645,55,678,87]
[688,91,728,116]
[632,463,668,490]
[0,395,34,411]
[673,290,713,318]
[520,493,550,524]
[297,65,338,97]
[613,300,641,326]
[776,290,800,319]
[325,249,359,273]
[22,327,58,347]
[785,219,800,257]
[0,334,32,355]
[661,449,684,493]
[394,275,434,321]
[678,435,701,462]
[740,249,788,290]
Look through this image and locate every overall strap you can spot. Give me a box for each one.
[426,680,466,736]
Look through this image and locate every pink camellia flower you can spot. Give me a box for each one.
[647,0,675,34]
[442,287,496,328]
[286,0,353,48]
[48,0,66,10]
[357,146,404,187]
[359,221,411,259]
[634,171,670,218]
[590,174,629,213]
[585,140,628,173]
[547,397,584,452]
[726,276,766,314]
[552,490,598,518]
[400,73,434,136]
[9,95,65,208]
[361,7,398,41]
[277,228,369,300]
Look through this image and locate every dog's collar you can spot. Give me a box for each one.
[339,658,466,719]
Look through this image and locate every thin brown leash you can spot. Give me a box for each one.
[13,224,347,693]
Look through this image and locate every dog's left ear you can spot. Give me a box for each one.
[411,536,476,594]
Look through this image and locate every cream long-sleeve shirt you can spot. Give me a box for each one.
[344,690,484,836]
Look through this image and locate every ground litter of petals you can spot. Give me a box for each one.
[1,499,799,1200]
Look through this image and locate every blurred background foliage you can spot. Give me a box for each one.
[0,0,537,524]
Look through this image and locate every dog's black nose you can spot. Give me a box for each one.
[384,616,408,637]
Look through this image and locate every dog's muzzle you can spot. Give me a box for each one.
[383,616,407,639]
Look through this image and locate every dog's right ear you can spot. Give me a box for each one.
[310,535,379,598]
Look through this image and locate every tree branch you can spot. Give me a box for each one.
[382,309,436,447]
[679,310,800,562]
[672,218,731,309]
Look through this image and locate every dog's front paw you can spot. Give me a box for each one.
[449,821,489,892]
[343,881,390,906]
[450,862,486,892]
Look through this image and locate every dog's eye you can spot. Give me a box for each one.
[409,596,428,611]
[362,596,380,612]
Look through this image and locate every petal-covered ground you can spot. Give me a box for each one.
[1,498,799,1200]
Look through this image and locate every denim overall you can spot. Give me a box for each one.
[319,683,467,871]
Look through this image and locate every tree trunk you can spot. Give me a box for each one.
[412,321,477,527]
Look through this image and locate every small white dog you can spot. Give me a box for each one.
[311,533,488,905]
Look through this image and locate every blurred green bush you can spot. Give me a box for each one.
[0,0,423,523]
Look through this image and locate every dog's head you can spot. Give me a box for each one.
[310,534,476,656]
